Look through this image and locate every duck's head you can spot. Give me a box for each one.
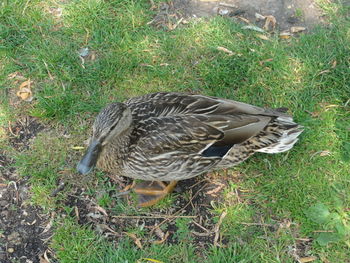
[77,102,132,175]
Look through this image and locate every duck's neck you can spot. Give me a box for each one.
[96,127,132,173]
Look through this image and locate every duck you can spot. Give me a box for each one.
[77,92,303,207]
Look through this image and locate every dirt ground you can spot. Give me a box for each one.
[0,117,50,263]
[152,0,324,31]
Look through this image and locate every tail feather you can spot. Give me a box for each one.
[256,116,303,154]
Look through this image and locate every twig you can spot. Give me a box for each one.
[219,2,236,8]
[22,0,30,15]
[170,17,183,30]
[43,61,54,80]
[192,220,211,233]
[240,222,274,227]
[193,231,212,237]
[213,211,227,246]
[8,121,16,137]
[113,215,197,219]
[50,181,66,197]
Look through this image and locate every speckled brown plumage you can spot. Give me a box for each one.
[78,92,303,181]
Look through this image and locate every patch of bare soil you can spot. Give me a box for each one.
[150,0,325,31]
[58,173,231,253]
[8,116,45,150]
[0,117,50,263]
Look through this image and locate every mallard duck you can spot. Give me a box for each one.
[77,92,303,206]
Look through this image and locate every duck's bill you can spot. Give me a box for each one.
[77,140,102,175]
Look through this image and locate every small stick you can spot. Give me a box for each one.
[213,211,227,246]
[112,215,197,219]
[192,220,211,233]
[43,61,54,80]
[240,222,274,227]
[219,2,236,8]
[50,181,66,197]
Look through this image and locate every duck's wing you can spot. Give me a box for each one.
[126,92,290,121]
[126,113,273,180]
[128,113,271,161]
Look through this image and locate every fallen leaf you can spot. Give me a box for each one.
[256,34,269,40]
[217,46,234,56]
[124,232,143,249]
[320,150,331,156]
[263,15,276,31]
[299,256,317,263]
[291,26,306,33]
[94,205,108,217]
[279,32,292,39]
[153,231,169,244]
[242,25,265,33]
[71,146,85,150]
[138,258,164,263]
[331,60,337,68]
[206,182,225,196]
[16,79,33,101]
[7,72,26,81]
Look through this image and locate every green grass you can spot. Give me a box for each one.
[1,0,350,262]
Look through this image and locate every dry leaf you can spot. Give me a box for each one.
[124,232,143,249]
[7,72,26,81]
[279,32,292,39]
[291,26,306,33]
[263,15,277,31]
[153,231,169,244]
[16,79,33,101]
[319,150,331,156]
[256,34,269,40]
[206,182,225,196]
[94,205,108,217]
[71,146,85,150]
[217,46,234,56]
[331,60,337,68]
[299,256,317,263]
[138,258,164,263]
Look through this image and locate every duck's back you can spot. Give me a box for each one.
[118,92,303,181]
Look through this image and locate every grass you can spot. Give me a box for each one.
[1,0,350,262]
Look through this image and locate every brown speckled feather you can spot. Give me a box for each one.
[89,92,303,181]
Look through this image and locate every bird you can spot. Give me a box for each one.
[77,92,303,207]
